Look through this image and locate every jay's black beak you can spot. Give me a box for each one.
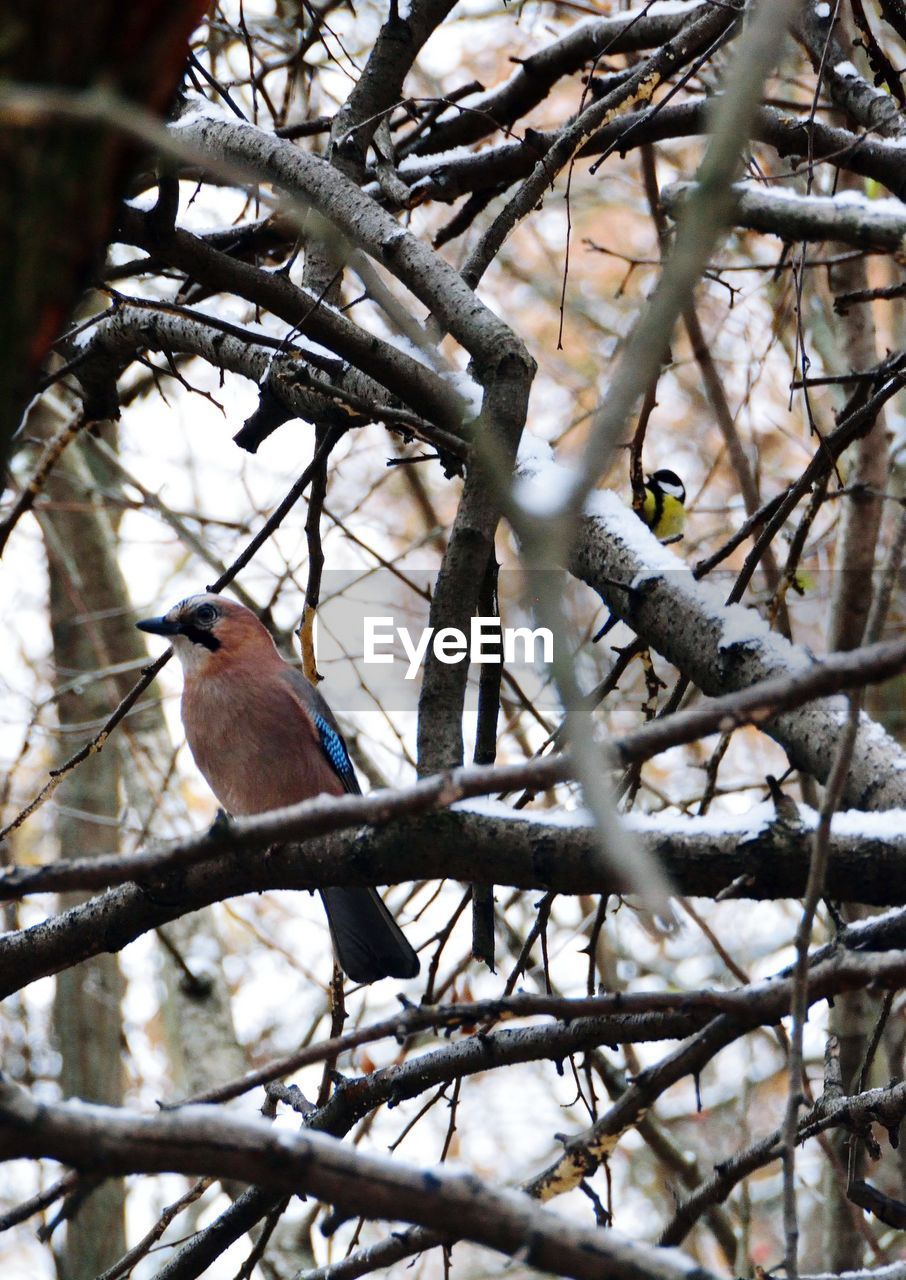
[136,615,181,636]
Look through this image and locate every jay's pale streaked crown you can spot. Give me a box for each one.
[137,593,419,984]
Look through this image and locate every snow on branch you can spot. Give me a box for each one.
[5,803,906,1001]
[168,112,529,374]
[662,181,906,254]
[519,444,906,808]
[72,298,463,458]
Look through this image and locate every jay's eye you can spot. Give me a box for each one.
[194,604,218,626]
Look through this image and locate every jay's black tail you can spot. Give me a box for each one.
[320,886,419,983]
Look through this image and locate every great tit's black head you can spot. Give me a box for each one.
[648,469,686,504]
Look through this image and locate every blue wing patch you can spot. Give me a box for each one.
[315,714,356,787]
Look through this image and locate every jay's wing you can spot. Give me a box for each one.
[279,664,418,983]
[280,666,361,794]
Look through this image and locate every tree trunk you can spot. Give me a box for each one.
[36,403,127,1278]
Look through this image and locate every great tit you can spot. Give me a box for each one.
[592,468,687,643]
[640,468,686,543]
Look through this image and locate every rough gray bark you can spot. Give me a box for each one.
[8,808,906,1003]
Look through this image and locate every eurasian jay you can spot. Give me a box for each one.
[136,593,420,984]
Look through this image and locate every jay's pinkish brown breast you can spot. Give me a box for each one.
[181,667,344,816]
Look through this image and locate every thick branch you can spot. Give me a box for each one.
[5,624,906,899]
[169,113,527,371]
[397,101,906,205]
[0,1078,717,1280]
[5,807,906,998]
[663,181,906,253]
[113,209,466,438]
[152,943,906,1278]
[408,5,712,156]
[795,6,906,139]
[553,472,906,808]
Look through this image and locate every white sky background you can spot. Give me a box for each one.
[0,0,893,1274]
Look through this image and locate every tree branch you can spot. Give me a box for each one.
[0,1076,719,1280]
[663,181,906,253]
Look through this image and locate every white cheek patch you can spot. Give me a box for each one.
[173,633,216,676]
